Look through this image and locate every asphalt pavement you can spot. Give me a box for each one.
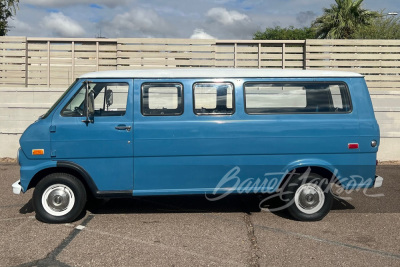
[0,163,399,266]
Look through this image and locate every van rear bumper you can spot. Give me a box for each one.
[373,176,383,188]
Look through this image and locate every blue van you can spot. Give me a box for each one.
[12,69,383,223]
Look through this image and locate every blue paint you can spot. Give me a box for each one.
[50,79,134,191]
[16,73,380,197]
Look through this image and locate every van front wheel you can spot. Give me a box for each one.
[33,173,87,223]
[285,172,333,221]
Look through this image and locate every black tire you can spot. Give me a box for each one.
[284,171,333,221]
[33,173,87,223]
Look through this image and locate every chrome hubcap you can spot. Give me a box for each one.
[294,183,325,214]
[47,188,70,211]
[42,184,75,216]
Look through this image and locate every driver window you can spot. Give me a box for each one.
[61,82,129,117]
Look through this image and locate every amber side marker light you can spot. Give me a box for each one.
[32,149,44,155]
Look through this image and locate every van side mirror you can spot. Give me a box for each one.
[106,89,113,107]
[82,81,94,125]
[88,90,95,116]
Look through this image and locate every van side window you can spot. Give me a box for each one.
[141,83,183,116]
[193,82,234,115]
[61,82,129,117]
[244,82,351,114]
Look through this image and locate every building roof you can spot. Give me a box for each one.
[79,68,363,79]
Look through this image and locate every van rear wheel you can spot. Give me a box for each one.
[284,172,333,221]
[33,173,87,223]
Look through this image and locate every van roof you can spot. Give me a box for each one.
[79,68,363,79]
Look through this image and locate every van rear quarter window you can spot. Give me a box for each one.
[244,82,352,114]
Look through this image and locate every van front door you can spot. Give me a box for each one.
[50,79,134,192]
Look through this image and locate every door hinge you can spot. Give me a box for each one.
[50,125,56,133]
[51,150,56,157]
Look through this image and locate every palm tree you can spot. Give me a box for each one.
[0,0,19,36]
[312,0,380,39]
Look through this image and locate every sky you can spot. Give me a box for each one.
[7,0,399,39]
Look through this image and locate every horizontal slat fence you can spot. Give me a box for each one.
[0,37,27,87]
[26,38,118,87]
[1,37,400,91]
[306,39,400,91]
[117,38,216,69]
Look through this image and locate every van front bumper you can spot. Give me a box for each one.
[374,176,383,188]
[12,180,22,195]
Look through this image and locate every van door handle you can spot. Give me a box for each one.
[115,125,131,131]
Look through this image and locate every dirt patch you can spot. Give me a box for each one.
[378,160,400,165]
[0,157,17,163]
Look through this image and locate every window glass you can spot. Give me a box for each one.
[148,87,179,109]
[193,82,234,115]
[94,88,105,108]
[329,85,343,109]
[105,84,129,112]
[244,82,351,114]
[245,85,306,109]
[61,82,129,117]
[141,83,183,116]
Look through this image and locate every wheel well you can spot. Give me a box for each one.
[278,166,340,189]
[28,167,95,198]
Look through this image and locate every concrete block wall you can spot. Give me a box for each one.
[0,87,64,158]
[371,91,400,161]
[0,87,399,161]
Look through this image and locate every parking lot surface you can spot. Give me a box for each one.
[0,163,399,266]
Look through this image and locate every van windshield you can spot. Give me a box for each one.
[40,80,78,119]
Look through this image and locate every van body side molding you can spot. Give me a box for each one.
[94,191,133,198]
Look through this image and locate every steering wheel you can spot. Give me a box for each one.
[74,106,84,116]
